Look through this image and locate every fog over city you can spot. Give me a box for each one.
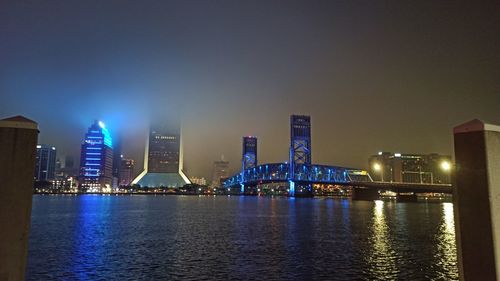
[1,1,499,179]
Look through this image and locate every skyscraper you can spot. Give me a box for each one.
[65,155,74,169]
[112,138,122,186]
[132,122,190,188]
[211,157,229,188]
[119,158,135,186]
[79,120,114,191]
[242,136,257,170]
[59,155,78,177]
[34,144,56,181]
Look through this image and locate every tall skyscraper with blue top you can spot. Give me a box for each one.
[79,120,113,192]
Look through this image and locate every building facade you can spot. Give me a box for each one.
[211,159,229,187]
[189,177,207,186]
[112,139,122,187]
[119,158,135,186]
[35,144,57,181]
[242,136,257,170]
[79,121,114,191]
[132,122,190,188]
[289,115,312,181]
[368,152,452,184]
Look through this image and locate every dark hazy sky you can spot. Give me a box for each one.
[1,0,499,179]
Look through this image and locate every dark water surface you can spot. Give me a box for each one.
[27,195,458,280]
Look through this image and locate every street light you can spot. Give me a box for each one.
[373,163,384,182]
[441,161,451,171]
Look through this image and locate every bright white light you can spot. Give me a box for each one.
[378,152,383,155]
[394,153,401,157]
[98,121,105,128]
[373,163,382,171]
[441,161,451,171]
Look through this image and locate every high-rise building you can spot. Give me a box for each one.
[35,144,57,181]
[112,138,122,186]
[132,122,190,188]
[57,155,78,178]
[119,158,135,186]
[242,136,257,170]
[79,120,114,191]
[368,152,452,184]
[65,155,75,169]
[211,157,229,187]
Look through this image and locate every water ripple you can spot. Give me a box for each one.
[27,195,458,280]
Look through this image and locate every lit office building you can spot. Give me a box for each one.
[35,144,57,181]
[211,158,229,187]
[119,158,135,186]
[368,152,452,184]
[132,122,190,188]
[79,120,114,192]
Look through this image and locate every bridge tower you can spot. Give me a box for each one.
[241,136,257,193]
[289,115,312,196]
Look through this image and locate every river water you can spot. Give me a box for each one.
[26,195,458,280]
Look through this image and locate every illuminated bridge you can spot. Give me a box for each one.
[223,162,372,189]
[223,115,452,198]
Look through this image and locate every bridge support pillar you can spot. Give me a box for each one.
[0,116,38,281]
[288,180,295,197]
[453,119,500,281]
[352,187,379,201]
[396,193,418,203]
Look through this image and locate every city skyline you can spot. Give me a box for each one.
[2,2,500,280]
[1,1,499,179]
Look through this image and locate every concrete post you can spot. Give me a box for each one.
[0,116,38,281]
[453,119,500,281]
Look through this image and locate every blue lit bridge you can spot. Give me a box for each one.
[223,115,452,198]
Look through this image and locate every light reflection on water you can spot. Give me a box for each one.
[433,202,458,280]
[27,195,459,280]
[367,200,399,279]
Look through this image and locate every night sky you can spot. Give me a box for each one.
[1,1,499,179]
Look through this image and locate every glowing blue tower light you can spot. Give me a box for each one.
[99,121,113,148]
